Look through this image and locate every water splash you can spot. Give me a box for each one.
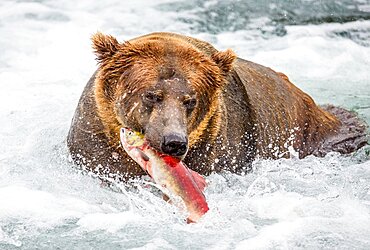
[0,0,369,249]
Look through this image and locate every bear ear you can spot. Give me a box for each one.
[211,49,237,75]
[91,32,120,62]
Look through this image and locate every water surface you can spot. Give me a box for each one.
[0,0,369,249]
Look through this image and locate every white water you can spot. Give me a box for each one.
[1,0,369,249]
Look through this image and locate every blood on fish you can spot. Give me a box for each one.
[120,127,209,222]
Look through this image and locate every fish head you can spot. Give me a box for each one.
[120,127,145,148]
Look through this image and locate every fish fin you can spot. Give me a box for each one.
[136,149,149,161]
[189,169,207,191]
[162,194,171,203]
[186,218,195,224]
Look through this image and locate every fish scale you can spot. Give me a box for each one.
[120,128,209,222]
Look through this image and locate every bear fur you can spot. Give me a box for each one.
[67,32,368,180]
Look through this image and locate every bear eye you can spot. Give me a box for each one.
[144,91,163,104]
[183,97,197,110]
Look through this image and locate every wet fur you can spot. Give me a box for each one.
[67,32,369,180]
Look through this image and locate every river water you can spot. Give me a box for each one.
[0,0,370,249]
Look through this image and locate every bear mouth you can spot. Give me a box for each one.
[144,130,189,160]
[120,127,188,160]
[158,134,189,159]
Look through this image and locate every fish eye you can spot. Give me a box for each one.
[128,131,134,136]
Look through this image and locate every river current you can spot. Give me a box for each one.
[0,0,369,249]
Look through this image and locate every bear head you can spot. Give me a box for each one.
[92,32,236,159]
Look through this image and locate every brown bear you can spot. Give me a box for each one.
[67,32,368,180]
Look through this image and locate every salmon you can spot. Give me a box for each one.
[120,127,209,222]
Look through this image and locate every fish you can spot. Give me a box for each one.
[120,127,209,223]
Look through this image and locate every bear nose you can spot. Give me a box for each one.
[161,133,188,157]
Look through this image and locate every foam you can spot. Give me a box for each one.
[0,185,103,228]
[76,211,143,233]
[0,0,369,248]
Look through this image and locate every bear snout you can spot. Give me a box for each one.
[161,133,188,157]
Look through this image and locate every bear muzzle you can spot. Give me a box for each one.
[160,133,188,158]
